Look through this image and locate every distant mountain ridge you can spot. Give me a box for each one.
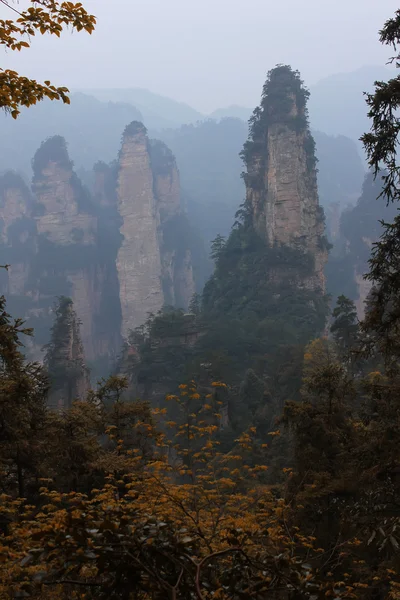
[209,105,252,122]
[308,65,394,148]
[0,93,143,175]
[79,87,204,129]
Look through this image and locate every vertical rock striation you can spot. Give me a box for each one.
[30,136,122,364]
[30,136,99,358]
[150,140,195,310]
[0,172,35,298]
[116,122,164,338]
[242,65,328,291]
[116,123,195,339]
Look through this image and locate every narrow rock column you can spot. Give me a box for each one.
[116,122,164,338]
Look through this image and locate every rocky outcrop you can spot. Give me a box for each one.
[116,122,164,338]
[28,136,123,364]
[242,65,328,291]
[0,172,35,297]
[116,123,195,339]
[150,140,181,219]
[150,140,195,310]
[30,136,100,359]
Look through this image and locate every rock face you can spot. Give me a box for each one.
[333,172,398,317]
[0,172,35,297]
[31,136,107,360]
[242,66,328,291]
[116,123,164,338]
[116,123,195,339]
[150,140,195,310]
[93,161,118,209]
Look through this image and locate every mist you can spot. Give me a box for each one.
[1,0,398,112]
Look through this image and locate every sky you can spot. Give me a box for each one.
[1,0,399,113]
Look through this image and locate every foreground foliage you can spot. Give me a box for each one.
[1,0,96,117]
[0,384,318,599]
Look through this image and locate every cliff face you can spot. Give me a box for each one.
[0,172,35,297]
[27,136,123,364]
[93,161,118,209]
[116,123,164,338]
[116,123,194,339]
[243,66,327,291]
[334,172,398,317]
[31,137,100,359]
[150,140,195,310]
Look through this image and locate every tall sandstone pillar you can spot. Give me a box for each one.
[116,123,195,339]
[243,65,328,291]
[116,122,164,338]
[31,136,101,360]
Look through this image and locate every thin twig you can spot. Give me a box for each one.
[0,0,23,17]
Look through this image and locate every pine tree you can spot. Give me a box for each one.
[43,296,90,409]
[360,10,400,368]
[238,368,265,419]
[210,233,226,264]
[330,295,359,359]
[0,292,48,497]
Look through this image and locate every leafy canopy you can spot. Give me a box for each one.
[0,0,96,118]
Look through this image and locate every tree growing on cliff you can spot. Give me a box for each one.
[0,0,96,117]
[330,295,359,359]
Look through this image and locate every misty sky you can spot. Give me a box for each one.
[1,0,399,112]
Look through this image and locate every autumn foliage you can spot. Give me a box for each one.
[0,0,96,117]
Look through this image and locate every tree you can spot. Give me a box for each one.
[361,10,400,207]
[0,292,48,497]
[210,233,226,264]
[284,338,355,486]
[360,10,400,367]
[282,338,400,600]
[236,368,268,429]
[330,295,359,359]
[43,297,90,409]
[1,0,96,117]
[41,375,157,494]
